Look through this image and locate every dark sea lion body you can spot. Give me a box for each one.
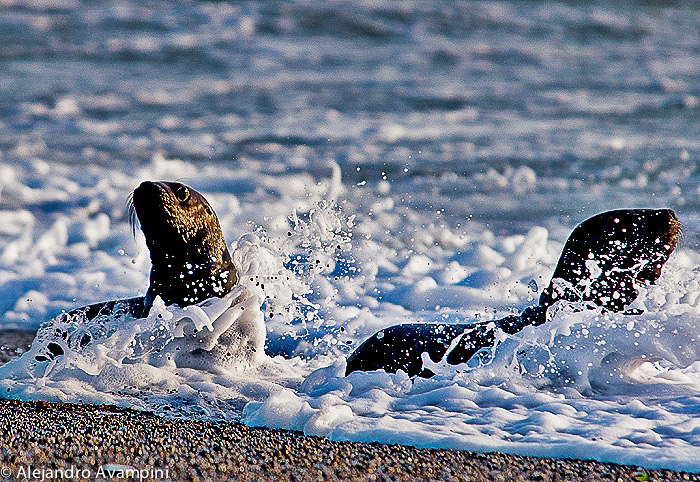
[346,209,680,378]
[37,181,237,361]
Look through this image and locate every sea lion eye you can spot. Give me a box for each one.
[172,184,190,203]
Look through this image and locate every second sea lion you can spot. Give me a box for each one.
[345,209,680,378]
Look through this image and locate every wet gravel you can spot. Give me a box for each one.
[0,330,697,481]
[0,399,697,482]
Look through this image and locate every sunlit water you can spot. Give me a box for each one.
[2,0,700,472]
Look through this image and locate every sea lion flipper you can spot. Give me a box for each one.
[345,323,469,377]
[69,297,147,321]
[34,296,147,362]
[345,307,550,377]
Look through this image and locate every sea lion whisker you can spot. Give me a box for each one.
[676,223,686,250]
[126,192,139,238]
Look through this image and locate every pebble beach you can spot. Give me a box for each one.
[0,398,697,482]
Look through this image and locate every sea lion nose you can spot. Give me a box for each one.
[133,181,167,205]
[135,181,164,196]
[132,181,170,229]
[652,208,676,222]
[663,209,680,246]
[649,209,679,240]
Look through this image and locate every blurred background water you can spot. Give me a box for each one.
[2,0,700,232]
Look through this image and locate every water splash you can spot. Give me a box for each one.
[233,201,353,352]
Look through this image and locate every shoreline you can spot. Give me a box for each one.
[1,329,698,481]
[0,399,697,482]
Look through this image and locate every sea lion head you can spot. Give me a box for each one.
[130,181,238,309]
[539,209,679,312]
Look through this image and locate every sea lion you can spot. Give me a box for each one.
[36,181,238,360]
[345,209,680,378]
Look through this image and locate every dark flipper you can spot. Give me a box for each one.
[345,323,470,378]
[67,296,147,321]
[345,306,546,377]
[34,296,147,362]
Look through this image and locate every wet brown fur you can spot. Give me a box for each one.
[131,181,238,310]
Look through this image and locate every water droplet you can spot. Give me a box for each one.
[528,279,538,292]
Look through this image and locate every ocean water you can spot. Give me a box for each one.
[2,0,700,472]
